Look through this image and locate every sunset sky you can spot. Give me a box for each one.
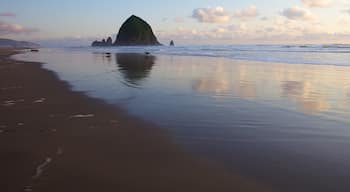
[1,0,350,46]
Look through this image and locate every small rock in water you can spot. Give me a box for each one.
[145,52,150,55]
[105,52,112,58]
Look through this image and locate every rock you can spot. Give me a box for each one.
[92,38,113,47]
[170,40,174,46]
[91,15,162,47]
[106,37,113,46]
[92,40,105,47]
[91,41,98,46]
[114,15,161,46]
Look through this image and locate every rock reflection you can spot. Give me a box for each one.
[116,53,155,86]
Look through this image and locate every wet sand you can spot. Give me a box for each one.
[0,48,272,192]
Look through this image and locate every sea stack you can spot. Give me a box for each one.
[92,37,113,46]
[92,15,161,47]
[114,15,161,46]
[106,37,113,46]
[170,40,174,46]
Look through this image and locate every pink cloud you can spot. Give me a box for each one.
[0,12,16,17]
[302,0,332,8]
[282,7,316,21]
[192,6,231,23]
[174,17,184,23]
[234,5,259,19]
[0,20,37,35]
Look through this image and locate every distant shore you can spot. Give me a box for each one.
[0,48,271,192]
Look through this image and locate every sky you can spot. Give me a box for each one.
[1,0,350,46]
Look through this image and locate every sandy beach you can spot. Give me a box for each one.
[0,48,271,192]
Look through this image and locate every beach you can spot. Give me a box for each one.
[2,46,350,192]
[0,48,271,192]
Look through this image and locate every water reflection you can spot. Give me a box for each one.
[282,81,304,97]
[282,81,329,113]
[233,81,256,99]
[193,79,229,93]
[93,52,113,64]
[188,58,350,120]
[116,53,155,86]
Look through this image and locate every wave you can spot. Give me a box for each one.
[82,44,350,66]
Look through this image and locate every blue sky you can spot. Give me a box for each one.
[1,0,349,46]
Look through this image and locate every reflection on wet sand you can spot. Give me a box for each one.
[116,53,155,86]
[192,64,256,98]
[233,81,256,99]
[193,79,229,93]
[282,81,329,113]
[189,58,350,119]
[233,65,257,99]
[93,52,113,64]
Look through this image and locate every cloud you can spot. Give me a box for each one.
[302,0,332,7]
[209,23,252,40]
[0,20,37,35]
[0,12,16,17]
[160,8,350,44]
[233,5,258,19]
[174,17,184,23]
[282,7,316,20]
[261,16,269,21]
[192,6,231,23]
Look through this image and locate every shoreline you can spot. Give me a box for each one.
[0,48,271,192]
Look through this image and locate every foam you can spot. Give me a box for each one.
[70,114,95,118]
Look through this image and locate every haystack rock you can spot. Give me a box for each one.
[114,15,161,46]
[92,15,162,47]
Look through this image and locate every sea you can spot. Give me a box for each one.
[14,44,350,192]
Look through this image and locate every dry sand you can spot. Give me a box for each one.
[0,48,273,192]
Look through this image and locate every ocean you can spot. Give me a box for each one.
[14,45,350,192]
